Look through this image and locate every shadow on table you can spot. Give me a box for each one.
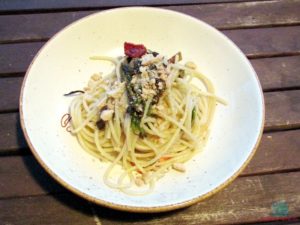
[92,202,185,223]
[22,153,183,221]
[18,118,183,222]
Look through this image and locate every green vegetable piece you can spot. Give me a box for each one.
[192,107,196,123]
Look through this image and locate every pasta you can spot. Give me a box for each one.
[65,42,226,195]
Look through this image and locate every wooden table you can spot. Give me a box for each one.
[1,1,300,224]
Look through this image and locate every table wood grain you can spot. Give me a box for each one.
[0,0,299,224]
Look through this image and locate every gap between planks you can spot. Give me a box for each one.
[0,0,280,14]
[1,0,300,44]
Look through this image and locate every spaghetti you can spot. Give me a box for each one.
[66,42,226,195]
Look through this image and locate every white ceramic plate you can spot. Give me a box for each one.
[20,7,264,212]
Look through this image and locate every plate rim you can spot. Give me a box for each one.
[19,6,265,213]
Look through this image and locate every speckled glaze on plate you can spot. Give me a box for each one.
[20,7,264,212]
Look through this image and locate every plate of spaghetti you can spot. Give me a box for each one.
[20,7,264,212]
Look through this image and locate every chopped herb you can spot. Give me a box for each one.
[149,64,157,70]
[178,69,185,78]
[64,90,84,96]
[152,51,159,57]
[168,52,182,64]
[147,50,159,57]
[132,59,142,74]
[121,63,133,82]
[127,57,132,63]
[96,119,105,130]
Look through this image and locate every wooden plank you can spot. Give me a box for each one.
[0,0,272,12]
[1,90,299,154]
[251,55,300,91]
[1,0,300,43]
[0,156,64,198]
[1,26,300,75]
[242,129,300,175]
[0,77,23,112]
[0,113,28,154]
[97,172,300,224]
[0,11,93,44]
[265,90,300,131]
[0,42,43,75]
[223,26,300,58]
[1,172,299,224]
[0,193,97,225]
[168,0,300,29]
[0,129,299,198]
